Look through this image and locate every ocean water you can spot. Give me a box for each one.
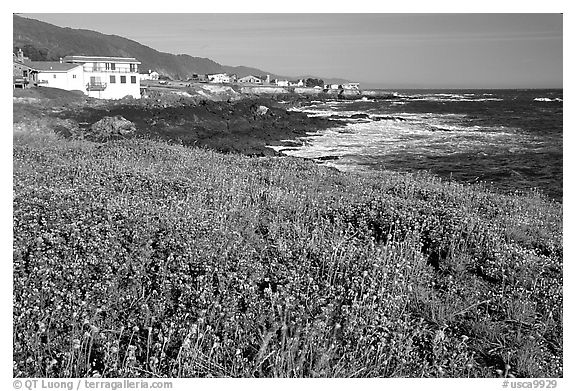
[272,89,563,201]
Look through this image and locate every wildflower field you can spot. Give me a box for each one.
[13,130,562,378]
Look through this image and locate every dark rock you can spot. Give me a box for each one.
[90,115,136,137]
[62,98,346,155]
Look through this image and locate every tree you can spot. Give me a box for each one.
[305,78,324,88]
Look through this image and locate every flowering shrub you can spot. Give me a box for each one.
[13,134,562,378]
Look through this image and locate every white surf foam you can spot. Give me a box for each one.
[534,97,563,102]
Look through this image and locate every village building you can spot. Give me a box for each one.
[63,55,142,99]
[208,73,233,83]
[288,80,305,87]
[13,61,37,89]
[237,75,264,84]
[13,50,38,89]
[139,70,159,81]
[32,60,84,91]
[189,73,209,82]
[342,82,360,90]
[275,80,289,87]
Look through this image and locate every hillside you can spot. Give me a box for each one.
[13,14,348,84]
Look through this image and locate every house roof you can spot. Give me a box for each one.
[13,61,35,70]
[63,55,141,64]
[29,62,83,72]
[239,75,262,80]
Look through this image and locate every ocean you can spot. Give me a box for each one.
[273,89,563,201]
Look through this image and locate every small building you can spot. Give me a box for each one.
[139,70,159,81]
[275,80,289,87]
[13,62,38,88]
[208,73,232,83]
[63,55,142,99]
[193,74,208,82]
[31,61,84,91]
[13,50,38,88]
[189,73,209,83]
[238,75,264,84]
[343,82,360,90]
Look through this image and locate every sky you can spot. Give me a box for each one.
[21,13,563,88]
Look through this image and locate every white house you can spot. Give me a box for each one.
[280,80,305,87]
[343,82,360,90]
[238,75,263,84]
[31,61,85,91]
[139,71,159,81]
[63,55,142,99]
[208,73,232,83]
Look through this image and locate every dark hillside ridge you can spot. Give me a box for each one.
[13,15,348,84]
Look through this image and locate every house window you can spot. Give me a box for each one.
[23,70,28,77]
[130,64,136,72]
[120,76,126,84]
[53,74,56,78]
[131,76,136,84]
[111,63,116,70]
[72,74,76,79]
[105,63,110,70]
[110,75,116,83]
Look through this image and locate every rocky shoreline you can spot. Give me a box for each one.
[13,87,347,157]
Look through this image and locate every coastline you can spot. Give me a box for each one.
[13,87,348,157]
[13,86,562,201]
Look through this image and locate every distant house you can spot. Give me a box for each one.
[208,73,232,83]
[139,70,160,81]
[31,61,84,92]
[275,80,289,87]
[189,73,209,83]
[63,55,142,99]
[238,75,263,84]
[343,82,360,90]
[13,49,37,88]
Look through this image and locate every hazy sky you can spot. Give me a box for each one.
[22,13,563,88]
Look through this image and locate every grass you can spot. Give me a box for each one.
[13,130,562,378]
